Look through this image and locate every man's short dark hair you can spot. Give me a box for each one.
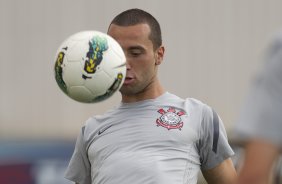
[108,8,162,50]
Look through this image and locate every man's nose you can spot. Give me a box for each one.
[125,61,131,70]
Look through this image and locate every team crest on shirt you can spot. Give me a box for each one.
[156,107,186,130]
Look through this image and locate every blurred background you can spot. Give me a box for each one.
[1,0,282,183]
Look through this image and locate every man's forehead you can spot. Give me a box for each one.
[108,23,153,50]
[108,23,151,37]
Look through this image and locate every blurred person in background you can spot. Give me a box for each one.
[234,30,282,184]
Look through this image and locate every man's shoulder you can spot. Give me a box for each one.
[167,92,205,104]
[185,97,211,112]
[164,93,214,120]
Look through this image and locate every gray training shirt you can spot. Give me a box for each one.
[65,92,234,184]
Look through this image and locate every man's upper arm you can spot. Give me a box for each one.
[202,158,237,184]
[236,140,280,184]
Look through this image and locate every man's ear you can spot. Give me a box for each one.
[155,46,165,65]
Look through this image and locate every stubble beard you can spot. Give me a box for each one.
[119,84,143,96]
[119,77,155,97]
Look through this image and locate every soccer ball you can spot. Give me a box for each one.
[54,31,126,103]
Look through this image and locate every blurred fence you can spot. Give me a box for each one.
[0,140,74,184]
[0,141,281,184]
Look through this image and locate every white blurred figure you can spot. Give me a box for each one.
[234,30,282,184]
[33,159,72,184]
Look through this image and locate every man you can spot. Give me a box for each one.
[234,31,282,184]
[65,8,237,184]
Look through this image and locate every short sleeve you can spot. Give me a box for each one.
[198,107,234,170]
[65,126,91,184]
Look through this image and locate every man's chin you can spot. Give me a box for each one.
[119,85,139,96]
[119,87,132,96]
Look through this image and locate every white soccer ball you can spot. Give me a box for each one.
[54,31,126,103]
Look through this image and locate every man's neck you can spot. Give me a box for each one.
[121,83,165,103]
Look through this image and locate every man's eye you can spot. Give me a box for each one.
[131,52,141,56]
[130,50,142,57]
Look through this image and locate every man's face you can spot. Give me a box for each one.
[108,23,163,96]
